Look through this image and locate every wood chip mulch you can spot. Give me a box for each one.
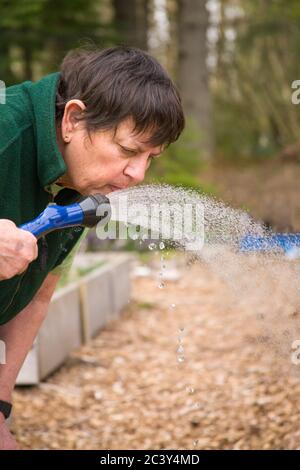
[12,254,300,449]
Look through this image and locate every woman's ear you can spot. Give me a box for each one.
[61,100,86,142]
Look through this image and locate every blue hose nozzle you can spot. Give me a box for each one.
[19,194,111,238]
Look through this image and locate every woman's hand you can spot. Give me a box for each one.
[0,219,38,281]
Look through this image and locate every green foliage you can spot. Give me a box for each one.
[214,0,300,161]
[57,260,105,289]
[146,120,217,196]
[214,95,279,162]
[0,0,116,84]
[137,302,155,310]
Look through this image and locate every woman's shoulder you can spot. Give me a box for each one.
[0,80,36,155]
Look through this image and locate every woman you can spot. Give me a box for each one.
[0,45,184,449]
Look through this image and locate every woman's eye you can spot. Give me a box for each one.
[120,146,137,156]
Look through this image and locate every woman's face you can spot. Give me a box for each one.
[57,101,163,196]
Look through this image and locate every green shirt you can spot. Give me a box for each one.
[0,72,86,325]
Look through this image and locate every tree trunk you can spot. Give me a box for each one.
[113,0,148,50]
[0,43,16,86]
[177,0,214,159]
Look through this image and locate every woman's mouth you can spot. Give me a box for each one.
[109,185,124,192]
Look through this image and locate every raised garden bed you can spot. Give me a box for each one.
[16,252,132,385]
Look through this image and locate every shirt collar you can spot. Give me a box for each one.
[27,72,67,188]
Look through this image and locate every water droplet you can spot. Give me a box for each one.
[148,243,156,251]
[169,303,176,310]
[177,356,185,363]
[177,345,184,354]
[193,402,201,410]
[186,386,195,394]
[193,440,199,447]
[159,241,165,250]
[158,282,165,289]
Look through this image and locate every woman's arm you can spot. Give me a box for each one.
[0,272,60,449]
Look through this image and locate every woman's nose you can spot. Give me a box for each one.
[124,157,149,184]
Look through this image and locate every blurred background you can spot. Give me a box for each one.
[1,0,300,235]
[2,0,300,450]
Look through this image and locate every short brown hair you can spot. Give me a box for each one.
[56,46,185,147]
